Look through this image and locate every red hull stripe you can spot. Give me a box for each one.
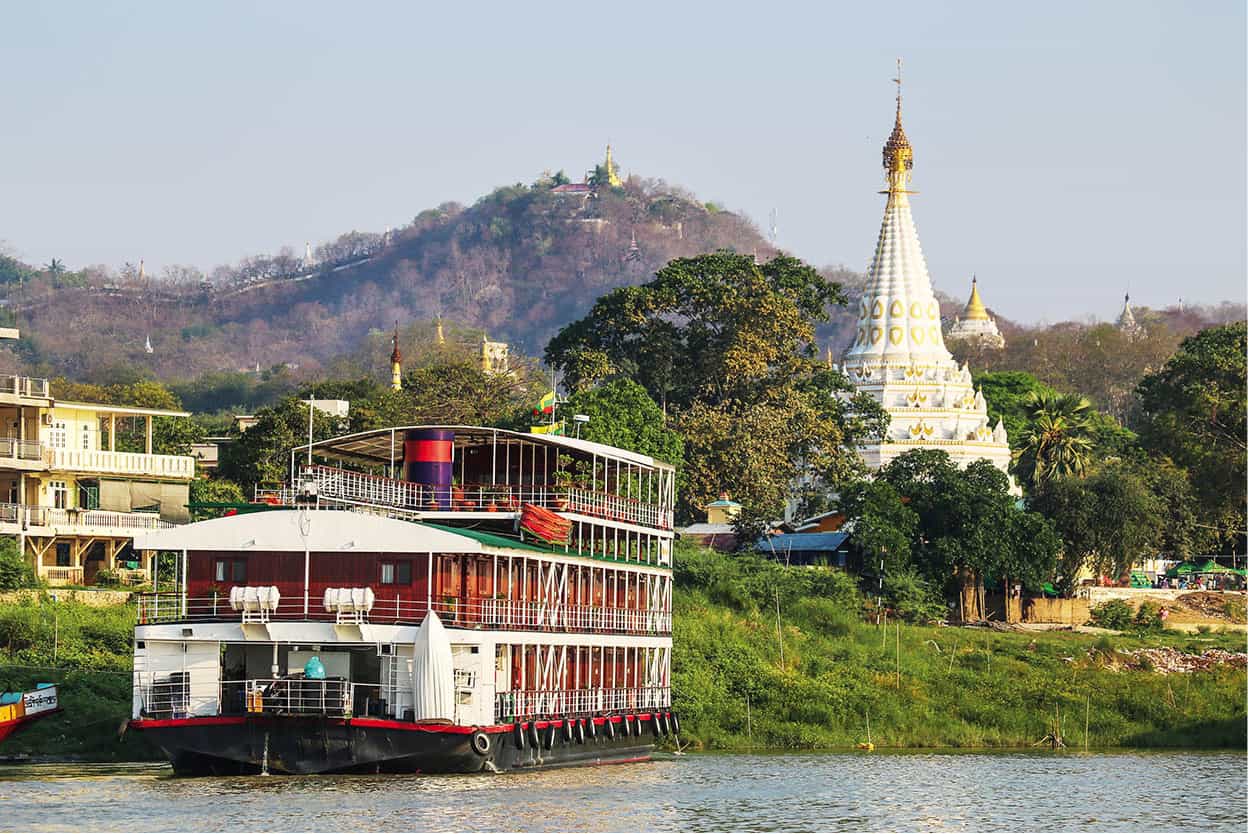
[404,439,453,463]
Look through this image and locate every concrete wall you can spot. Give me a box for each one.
[1022,596,1090,625]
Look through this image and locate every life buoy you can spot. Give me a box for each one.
[671,713,681,736]
[545,723,557,750]
[586,717,598,740]
[605,718,617,740]
[575,719,586,744]
[513,723,526,750]
[652,714,663,736]
[528,721,541,750]
[471,731,491,755]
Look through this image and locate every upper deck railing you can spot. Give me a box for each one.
[135,593,672,635]
[277,465,674,530]
[0,502,171,531]
[0,437,45,462]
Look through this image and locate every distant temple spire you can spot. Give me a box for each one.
[604,144,623,188]
[948,276,1005,349]
[435,315,446,345]
[1117,292,1145,340]
[389,322,402,391]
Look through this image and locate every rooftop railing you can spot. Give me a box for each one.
[135,593,671,636]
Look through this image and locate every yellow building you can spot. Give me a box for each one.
[0,372,195,585]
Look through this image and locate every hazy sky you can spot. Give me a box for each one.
[2,2,1244,323]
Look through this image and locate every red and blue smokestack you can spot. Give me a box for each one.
[404,429,454,506]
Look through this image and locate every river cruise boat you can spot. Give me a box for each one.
[129,426,677,775]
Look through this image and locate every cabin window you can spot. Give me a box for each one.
[49,480,69,509]
[214,558,247,583]
[380,561,412,585]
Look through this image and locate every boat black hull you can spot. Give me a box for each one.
[132,715,664,776]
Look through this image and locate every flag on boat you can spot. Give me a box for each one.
[535,391,556,415]
[530,421,565,436]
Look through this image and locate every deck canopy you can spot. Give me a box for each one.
[132,509,483,553]
[293,425,675,473]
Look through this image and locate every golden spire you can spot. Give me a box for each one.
[964,276,990,321]
[435,315,446,345]
[605,144,623,187]
[389,322,402,391]
[882,58,913,195]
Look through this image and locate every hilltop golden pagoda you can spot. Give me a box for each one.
[947,276,1005,349]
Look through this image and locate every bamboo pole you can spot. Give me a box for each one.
[895,622,901,688]
[1084,695,1090,751]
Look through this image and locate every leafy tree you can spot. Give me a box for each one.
[403,360,545,427]
[546,253,886,521]
[975,371,1055,443]
[872,450,1059,618]
[1031,463,1162,593]
[188,479,247,520]
[1136,322,1246,552]
[560,378,684,469]
[837,479,917,571]
[217,397,346,492]
[1013,391,1095,487]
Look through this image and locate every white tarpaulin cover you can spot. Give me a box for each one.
[411,611,455,722]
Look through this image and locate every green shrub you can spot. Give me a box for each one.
[1223,598,1247,623]
[1089,599,1133,630]
[1196,624,1212,635]
[1133,601,1164,631]
[883,568,946,623]
[0,537,33,590]
[94,568,120,587]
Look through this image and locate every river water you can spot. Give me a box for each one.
[0,752,1243,832]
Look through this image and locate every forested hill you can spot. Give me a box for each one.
[0,172,791,382]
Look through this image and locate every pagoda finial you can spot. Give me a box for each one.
[604,143,623,187]
[883,58,914,194]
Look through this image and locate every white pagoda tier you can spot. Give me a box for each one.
[840,77,1012,476]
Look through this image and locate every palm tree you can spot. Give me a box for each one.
[1014,391,1095,487]
[44,258,65,276]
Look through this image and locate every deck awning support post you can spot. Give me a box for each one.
[180,548,188,618]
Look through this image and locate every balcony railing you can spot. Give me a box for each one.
[0,374,50,399]
[0,502,171,531]
[0,437,45,462]
[496,687,671,721]
[42,566,84,584]
[134,593,671,635]
[290,465,673,530]
[50,448,195,479]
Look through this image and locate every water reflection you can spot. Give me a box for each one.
[0,752,1243,832]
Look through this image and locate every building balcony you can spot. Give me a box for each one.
[0,437,47,469]
[0,502,173,534]
[0,374,51,402]
[49,448,195,479]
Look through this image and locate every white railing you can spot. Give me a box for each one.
[291,465,673,530]
[0,502,171,531]
[0,374,50,399]
[134,593,672,635]
[0,437,45,462]
[496,687,671,721]
[220,678,354,717]
[51,448,195,479]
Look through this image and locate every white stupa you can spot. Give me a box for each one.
[947,276,1005,349]
[841,70,1012,477]
[1116,293,1145,340]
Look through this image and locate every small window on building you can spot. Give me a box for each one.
[49,480,69,510]
[81,425,91,450]
[380,561,412,585]
[55,541,71,567]
[214,559,227,582]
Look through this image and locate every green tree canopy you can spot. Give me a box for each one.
[560,378,684,469]
[1135,322,1246,552]
[545,252,886,522]
[1013,391,1096,488]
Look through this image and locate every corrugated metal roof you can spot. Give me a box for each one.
[754,531,850,552]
